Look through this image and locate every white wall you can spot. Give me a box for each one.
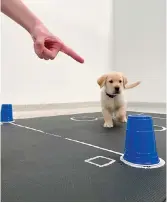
[113,0,166,103]
[1,0,113,105]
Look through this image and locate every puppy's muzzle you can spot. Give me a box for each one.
[114,86,120,94]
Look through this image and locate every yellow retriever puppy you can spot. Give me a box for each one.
[97,72,140,128]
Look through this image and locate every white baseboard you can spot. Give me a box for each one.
[13,101,166,119]
[127,101,166,114]
[13,102,101,119]
[13,102,101,111]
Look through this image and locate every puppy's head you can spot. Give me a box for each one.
[97,72,128,95]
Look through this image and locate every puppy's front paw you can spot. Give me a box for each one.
[104,122,114,128]
[116,117,127,123]
[122,117,127,123]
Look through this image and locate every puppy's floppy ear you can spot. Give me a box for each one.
[122,75,128,88]
[97,74,108,88]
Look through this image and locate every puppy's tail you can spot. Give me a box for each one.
[125,81,141,89]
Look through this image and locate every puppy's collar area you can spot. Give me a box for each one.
[106,92,117,98]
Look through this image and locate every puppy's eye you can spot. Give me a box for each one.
[119,80,122,83]
[109,80,113,83]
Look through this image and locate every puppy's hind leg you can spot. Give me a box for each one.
[102,108,114,128]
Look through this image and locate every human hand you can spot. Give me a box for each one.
[31,24,84,63]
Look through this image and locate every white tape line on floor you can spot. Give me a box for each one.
[10,122,123,156]
[85,156,116,168]
[154,125,167,132]
[11,123,61,138]
[65,138,123,156]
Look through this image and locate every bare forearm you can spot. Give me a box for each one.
[1,0,42,34]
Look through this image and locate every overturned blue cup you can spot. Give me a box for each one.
[1,104,14,123]
[120,114,165,168]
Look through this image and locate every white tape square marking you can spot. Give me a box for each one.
[85,156,116,168]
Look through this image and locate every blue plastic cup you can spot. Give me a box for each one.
[1,104,14,123]
[121,114,160,166]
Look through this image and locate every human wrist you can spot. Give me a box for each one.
[27,18,43,35]
[29,21,50,41]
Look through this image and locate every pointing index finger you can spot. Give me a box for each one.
[61,44,84,63]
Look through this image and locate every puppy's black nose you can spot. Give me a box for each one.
[115,87,120,92]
